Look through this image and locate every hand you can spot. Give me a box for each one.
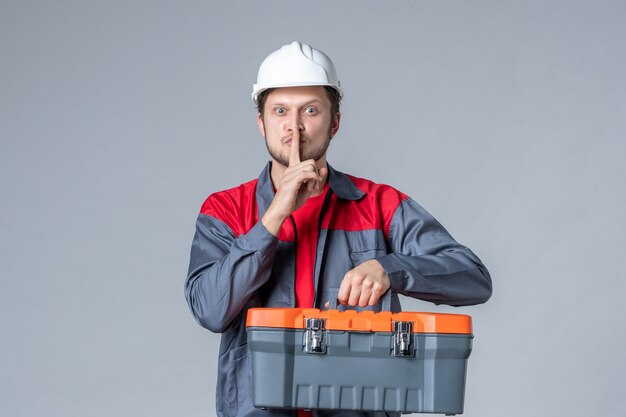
[336,259,390,307]
[262,128,327,235]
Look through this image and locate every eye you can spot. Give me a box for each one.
[304,106,317,115]
[274,107,286,115]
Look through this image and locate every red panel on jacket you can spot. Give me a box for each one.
[322,175,408,240]
[200,179,259,237]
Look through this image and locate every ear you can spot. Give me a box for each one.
[257,112,266,137]
[329,112,341,137]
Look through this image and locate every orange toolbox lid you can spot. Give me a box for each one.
[246,308,472,334]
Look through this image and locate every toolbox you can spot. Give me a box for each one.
[246,308,473,415]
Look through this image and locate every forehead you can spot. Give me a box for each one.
[265,86,330,106]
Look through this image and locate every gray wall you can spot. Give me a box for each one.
[1,1,624,416]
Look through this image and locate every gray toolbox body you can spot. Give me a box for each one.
[246,308,473,415]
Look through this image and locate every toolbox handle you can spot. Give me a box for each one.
[327,288,392,312]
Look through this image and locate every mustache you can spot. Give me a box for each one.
[282,133,310,144]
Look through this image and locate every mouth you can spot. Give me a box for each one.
[283,136,308,146]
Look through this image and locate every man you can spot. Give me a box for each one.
[185,41,492,417]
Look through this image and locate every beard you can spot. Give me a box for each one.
[264,132,333,167]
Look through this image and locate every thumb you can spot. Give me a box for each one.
[316,165,329,190]
[319,166,328,182]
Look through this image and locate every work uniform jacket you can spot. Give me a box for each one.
[185,162,492,417]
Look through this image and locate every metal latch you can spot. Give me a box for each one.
[304,317,327,354]
[393,321,414,357]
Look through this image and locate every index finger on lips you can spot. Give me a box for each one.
[289,127,301,167]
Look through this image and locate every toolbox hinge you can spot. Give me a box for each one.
[393,321,414,357]
[304,318,327,354]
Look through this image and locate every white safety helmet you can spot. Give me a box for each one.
[252,41,342,105]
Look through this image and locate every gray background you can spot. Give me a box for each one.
[1,1,624,416]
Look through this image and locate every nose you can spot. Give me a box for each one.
[288,113,304,133]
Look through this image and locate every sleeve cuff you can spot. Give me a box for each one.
[237,221,278,252]
[375,254,407,291]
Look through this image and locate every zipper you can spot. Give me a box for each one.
[312,190,334,307]
[288,215,297,307]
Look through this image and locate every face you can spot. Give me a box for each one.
[257,86,340,167]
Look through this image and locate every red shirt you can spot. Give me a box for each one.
[290,185,329,308]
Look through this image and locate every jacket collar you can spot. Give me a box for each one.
[256,161,365,219]
[326,163,366,201]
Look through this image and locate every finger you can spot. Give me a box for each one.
[358,288,371,307]
[337,273,352,305]
[348,287,361,306]
[293,171,320,196]
[357,279,374,307]
[289,127,301,167]
[281,168,319,195]
[282,161,316,181]
[368,285,384,306]
[316,165,328,190]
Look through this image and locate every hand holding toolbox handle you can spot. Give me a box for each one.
[327,288,392,312]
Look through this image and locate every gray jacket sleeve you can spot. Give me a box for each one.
[185,214,278,332]
[375,198,492,306]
